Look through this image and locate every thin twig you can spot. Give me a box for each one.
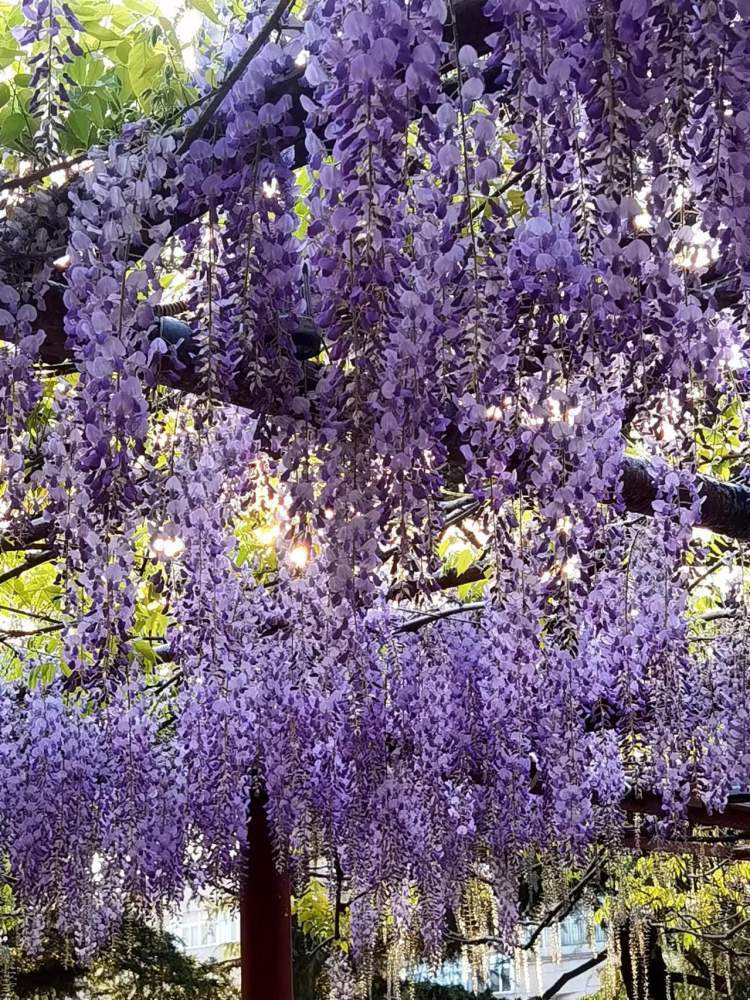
[522,850,604,951]
[666,914,750,943]
[147,669,183,694]
[0,603,61,625]
[0,623,61,638]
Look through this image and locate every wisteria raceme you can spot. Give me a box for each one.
[42,128,179,684]
[175,52,306,411]
[0,278,45,528]
[2,0,750,973]
[15,0,85,155]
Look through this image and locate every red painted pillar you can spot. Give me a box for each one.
[240,797,294,1000]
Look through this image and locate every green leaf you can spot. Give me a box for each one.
[120,0,160,13]
[67,108,93,145]
[0,111,27,146]
[186,0,222,24]
[115,40,132,66]
[82,20,122,42]
[131,640,158,668]
[0,83,9,110]
[88,92,106,128]
[128,40,165,100]
[0,47,18,70]
[77,54,107,87]
[453,545,477,578]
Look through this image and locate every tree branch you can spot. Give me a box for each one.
[0,623,61,638]
[394,602,485,634]
[0,518,49,553]
[622,456,750,542]
[0,153,89,194]
[665,914,750,944]
[669,971,728,993]
[680,946,729,993]
[0,550,54,586]
[178,0,296,155]
[621,792,750,833]
[530,949,607,1000]
[522,851,604,951]
[0,603,61,625]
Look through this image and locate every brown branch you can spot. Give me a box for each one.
[666,914,750,944]
[0,518,49,553]
[0,603,61,625]
[621,792,750,833]
[432,563,489,592]
[333,853,343,943]
[0,153,89,194]
[680,946,729,992]
[24,285,750,544]
[445,933,504,948]
[0,550,54,586]
[622,457,750,542]
[669,971,728,992]
[522,851,604,951]
[0,623,61,638]
[621,832,750,860]
[529,949,607,1000]
[395,601,484,634]
[178,0,296,155]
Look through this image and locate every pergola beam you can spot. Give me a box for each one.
[622,792,750,833]
[18,295,750,543]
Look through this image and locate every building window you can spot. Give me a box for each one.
[560,912,586,949]
[489,955,513,994]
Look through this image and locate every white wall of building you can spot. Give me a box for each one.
[165,898,239,965]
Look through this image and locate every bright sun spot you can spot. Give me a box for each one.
[154,0,183,16]
[254,523,280,546]
[673,226,719,272]
[262,177,280,199]
[561,555,581,581]
[176,9,202,44]
[288,542,310,570]
[150,528,186,561]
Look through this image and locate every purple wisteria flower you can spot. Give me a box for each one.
[0,0,749,967]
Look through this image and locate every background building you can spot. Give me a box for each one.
[411,910,605,998]
[168,900,604,998]
[165,899,239,966]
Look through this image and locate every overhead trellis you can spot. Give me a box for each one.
[1,0,750,993]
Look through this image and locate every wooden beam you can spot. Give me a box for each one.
[622,793,750,833]
[240,795,294,1000]
[17,283,750,542]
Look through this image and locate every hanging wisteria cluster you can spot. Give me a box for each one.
[0,0,749,968]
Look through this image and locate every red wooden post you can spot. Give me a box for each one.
[240,797,294,1000]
